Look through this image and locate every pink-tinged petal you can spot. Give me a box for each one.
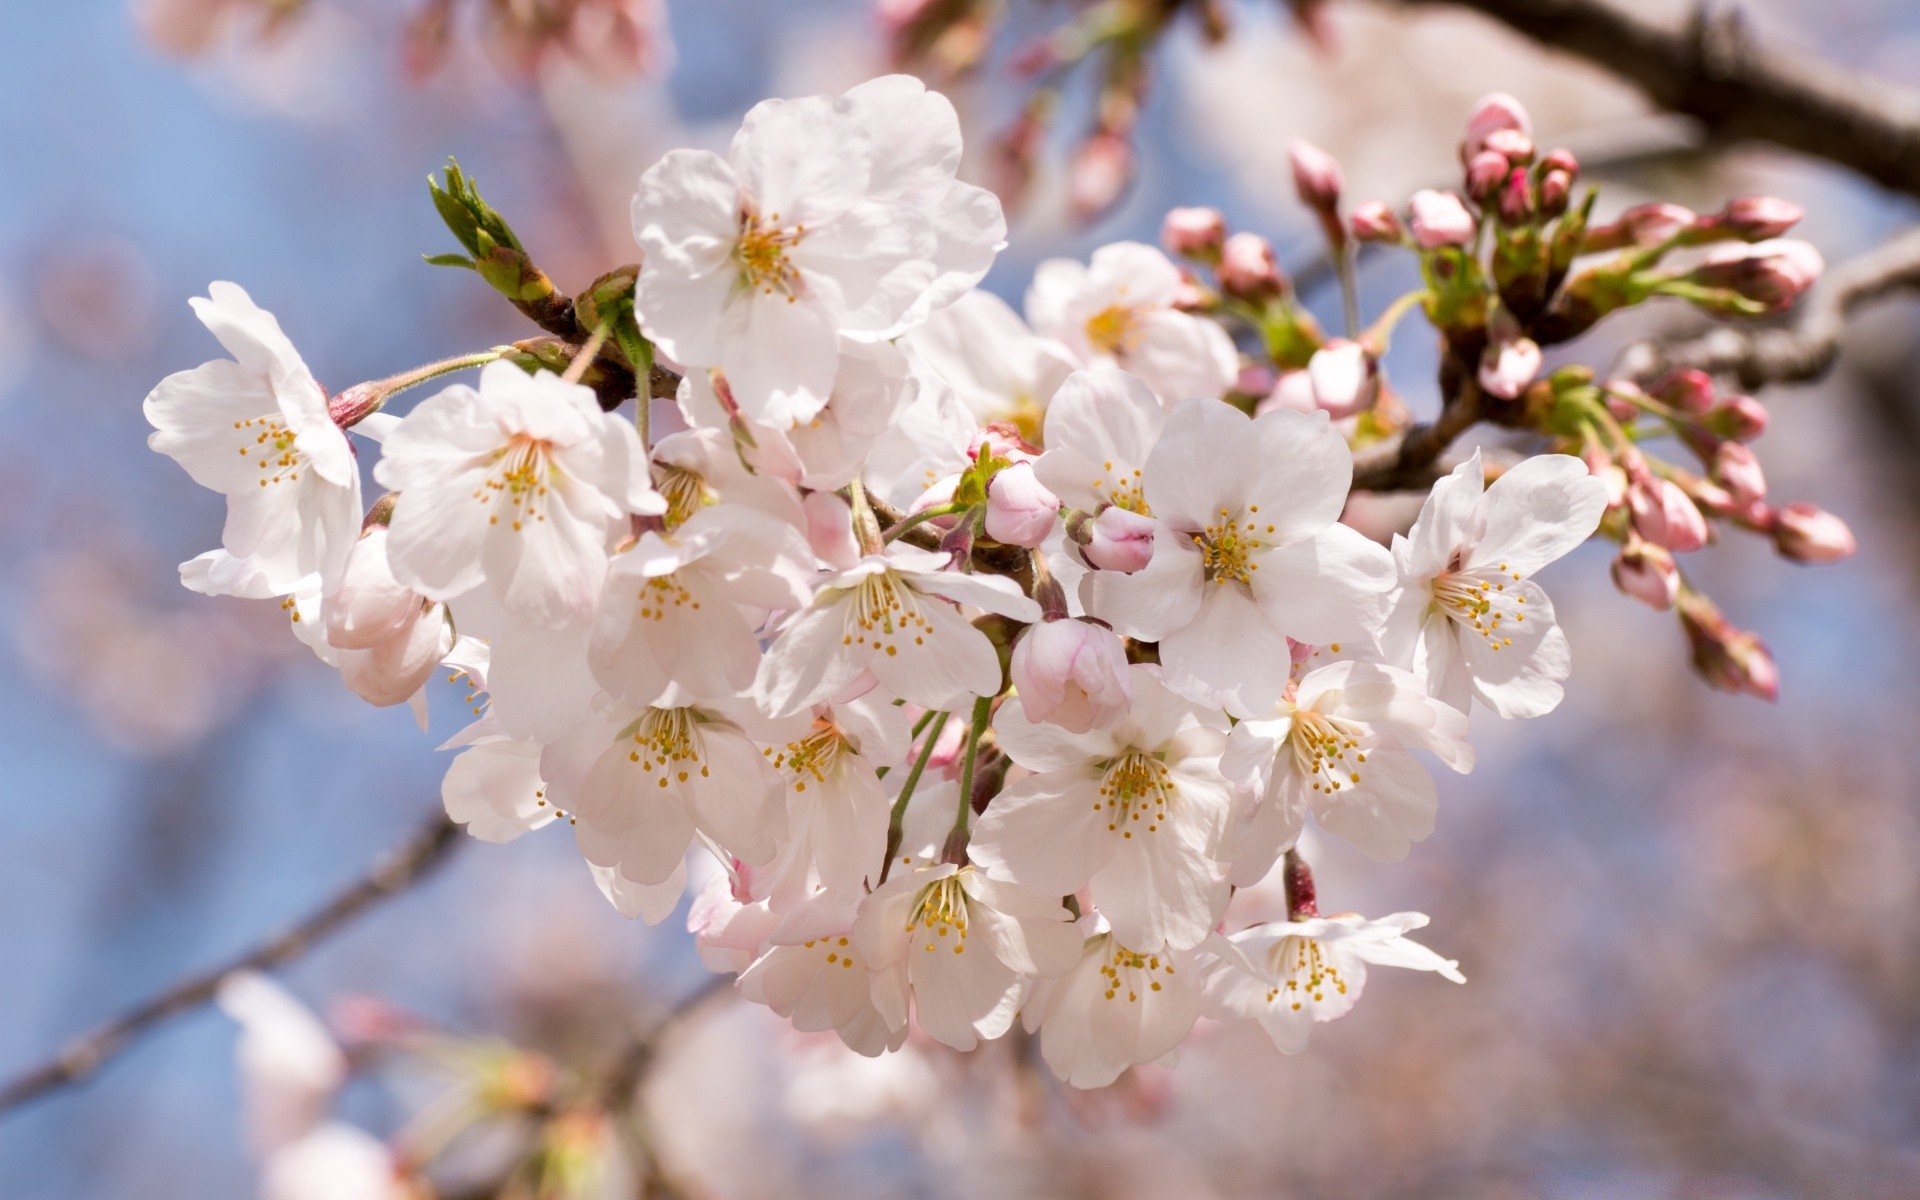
[907,566,1043,622]
[909,927,1022,1050]
[963,873,1084,977]
[1080,524,1203,639]
[486,622,598,743]
[144,359,279,493]
[1467,453,1608,576]
[756,600,874,718]
[719,290,842,427]
[1458,581,1570,718]
[442,739,552,843]
[1034,366,1164,511]
[1142,398,1263,528]
[968,773,1113,895]
[1092,820,1229,952]
[1158,584,1294,714]
[686,727,786,868]
[1415,615,1474,715]
[853,867,944,969]
[1308,741,1436,862]
[589,859,687,925]
[1126,308,1239,403]
[1245,407,1352,541]
[568,743,699,887]
[1249,524,1396,645]
[993,695,1117,772]
[1403,453,1486,580]
[867,592,1002,709]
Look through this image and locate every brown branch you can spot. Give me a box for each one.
[1351,371,1484,491]
[1385,0,1920,199]
[0,811,463,1118]
[1617,225,1920,388]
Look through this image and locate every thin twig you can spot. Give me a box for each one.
[1617,225,1920,388]
[1388,0,1920,199]
[1350,373,1485,492]
[0,812,463,1118]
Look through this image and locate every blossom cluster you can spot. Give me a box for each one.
[146,78,1848,1090]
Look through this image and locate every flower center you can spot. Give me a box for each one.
[1192,506,1275,586]
[841,570,934,659]
[1287,708,1368,795]
[1430,561,1527,650]
[735,209,806,299]
[905,874,969,955]
[1098,938,1177,1003]
[1091,458,1149,515]
[1084,304,1141,355]
[653,465,710,530]
[476,434,553,533]
[767,721,847,793]
[798,933,860,970]
[1096,750,1176,838]
[233,414,305,488]
[633,572,699,623]
[1265,935,1348,1010]
[621,707,709,789]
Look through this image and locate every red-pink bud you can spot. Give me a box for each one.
[1585,202,1696,252]
[1771,502,1855,563]
[1611,536,1679,610]
[1713,394,1769,442]
[1260,368,1318,416]
[1408,189,1475,250]
[1628,476,1709,552]
[1498,167,1534,226]
[1710,441,1766,505]
[1068,131,1133,220]
[1083,506,1156,573]
[1679,594,1778,701]
[1477,336,1542,400]
[984,462,1060,547]
[1218,231,1286,302]
[1540,148,1579,176]
[1686,239,1823,314]
[1162,206,1227,262]
[1716,196,1804,241]
[1306,338,1378,418]
[1465,151,1509,203]
[1288,139,1344,211]
[1009,617,1132,734]
[1465,92,1532,157]
[1654,369,1716,415]
[1539,169,1572,218]
[1350,201,1403,243]
[1482,127,1534,165]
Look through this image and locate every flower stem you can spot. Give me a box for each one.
[883,502,966,543]
[561,320,612,385]
[879,710,949,884]
[1335,244,1360,337]
[848,479,886,556]
[327,348,509,427]
[943,695,994,864]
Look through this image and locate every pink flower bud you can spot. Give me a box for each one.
[1010,617,1133,734]
[1713,394,1769,442]
[1408,189,1475,249]
[1540,148,1579,176]
[1678,595,1778,701]
[984,462,1060,547]
[1464,92,1532,157]
[1218,231,1286,302]
[1306,339,1378,418]
[1687,239,1823,314]
[1083,506,1156,573]
[1498,167,1534,225]
[1477,336,1542,400]
[1068,131,1133,220]
[1585,203,1696,252]
[1710,441,1766,505]
[1654,369,1715,414]
[1288,139,1344,211]
[1716,196,1803,241]
[1628,476,1709,552]
[326,528,417,651]
[1162,206,1227,262]
[1539,169,1572,218]
[1611,536,1679,610]
[1464,151,1509,203]
[1350,201,1402,243]
[1260,368,1318,416]
[1482,127,1535,164]
[1771,502,1856,563]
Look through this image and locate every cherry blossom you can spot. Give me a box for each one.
[1008,617,1132,734]
[145,282,361,593]
[1381,451,1607,718]
[969,666,1236,952]
[1023,927,1208,1088]
[1026,242,1238,404]
[1204,912,1464,1054]
[902,288,1076,442]
[738,896,909,1057]
[632,75,1003,427]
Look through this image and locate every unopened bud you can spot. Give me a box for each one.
[1350,201,1403,243]
[1628,476,1709,552]
[1465,151,1509,203]
[1584,202,1696,253]
[1482,127,1534,165]
[1540,148,1579,177]
[1260,368,1318,416]
[1711,394,1769,442]
[1771,502,1855,563]
[1306,338,1378,418]
[1465,93,1531,158]
[1083,506,1156,573]
[1010,617,1133,734]
[1288,139,1344,211]
[1478,336,1542,400]
[1162,206,1227,262]
[1498,168,1534,226]
[1611,536,1679,610]
[1710,441,1766,505]
[984,461,1060,548]
[1684,239,1823,315]
[1678,593,1778,701]
[1218,232,1286,302]
[1713,196,1804,241]
[1408,189,1475,250]
[1654,369,1715,415]
[1539,169,1572,218]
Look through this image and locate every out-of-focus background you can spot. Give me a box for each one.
[3,1,1919,1195]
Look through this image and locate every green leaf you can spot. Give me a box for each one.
[422,252,475,270]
